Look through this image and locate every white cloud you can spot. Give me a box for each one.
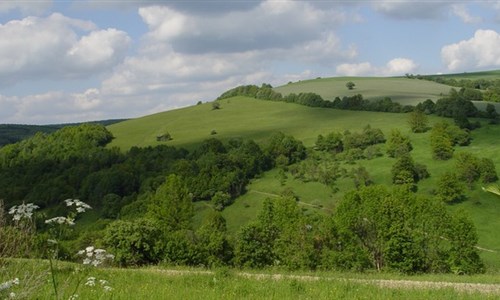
[451,4,482,24]
[336,58,417,76]
[441,29,500,71]
[0,13,130,85]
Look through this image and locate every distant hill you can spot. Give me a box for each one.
[274,76,453,105]
[0,119,127,147]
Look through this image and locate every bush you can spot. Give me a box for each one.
[103,218,163,266]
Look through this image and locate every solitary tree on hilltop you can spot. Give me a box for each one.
[346,81,356,90]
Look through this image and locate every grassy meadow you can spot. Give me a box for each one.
[274,77,452,105]
[2,259,499,299]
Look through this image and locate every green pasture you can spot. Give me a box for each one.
[2,260,499,300]
[108,96,442,150]
[274,77,452,105]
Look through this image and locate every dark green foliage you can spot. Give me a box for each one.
[391,154,427,188]
[430,124,454,160]
[266,132,306,166]
[408,109,429,133]
[315,132,343,153]
[415,99,436,114]
[346,81,355,90]
[454,152,498,187]
[211,191,232,211]
[455,152,481,189]
[386,129,413,158]
[235,197,318,269]
[343,125,385,151]
[147,174,193,232]
[212,101,221,110]
[479,157,498,183]
[436,172,466,203]
[350,166,373,189]
[103,218,163,266]
[330,185,483,274]
[195,211,233,267]
[447,210,485,274]
[156,132,172,141]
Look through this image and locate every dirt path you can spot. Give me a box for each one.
[152,269,500,295]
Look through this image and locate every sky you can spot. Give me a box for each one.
[0,0,500,124]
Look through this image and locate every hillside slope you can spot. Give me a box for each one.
[274,77,452,105]
[108,96,436,150]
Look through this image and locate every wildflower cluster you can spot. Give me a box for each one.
[77,246,114,267]
[64,199,91,213]
[85,277,113,292]
[0,278,19,291]
[44,216,75,226]
[0,278,19,298]
[8,203,38,221]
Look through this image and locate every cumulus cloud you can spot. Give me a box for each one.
[139,1,350,54]
[336,58,417,76]
[1,89,109,124]
[441,29,500,71]
[0,13,130,85]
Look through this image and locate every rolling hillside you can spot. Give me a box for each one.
[107,73,500,271]
[274,77,452,105]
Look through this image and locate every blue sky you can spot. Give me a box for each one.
[0,0,500,124]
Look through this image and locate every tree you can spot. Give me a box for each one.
[408,109,429,133]
[386,129,413,158]
[436,172,465,203]
[430,126,454,160]
[447,210,484,274]
[195,211,232,267]
[212,101,221,110]
[147,174,193,232]
[346,81,356,90]
[103,218,163,266]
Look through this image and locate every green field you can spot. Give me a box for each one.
[274,77,452,105]
[2,260,499,299]
[108,96,442,150]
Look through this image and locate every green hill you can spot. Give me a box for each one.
[108,75,461,150]
[106,72,500,271]
[274,77,452,105]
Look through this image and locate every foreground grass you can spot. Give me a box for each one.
[2,260,500,299]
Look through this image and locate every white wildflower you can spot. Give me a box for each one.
[0,278,19,291]
[65,199,92,213]
[9,292,15,298]
[68,295,79,300]
[103,286,113,292]
[45,216,75,226]
[8,203,39,221]
[85,277,96,287]
[77,246,114,267]
[99,279,108,285]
